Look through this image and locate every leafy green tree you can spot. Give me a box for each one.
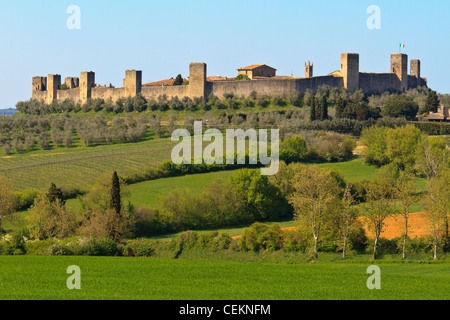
[386,125,422,171]
[425,171,450,260]
[288,165,341,259]
[424,90,439,113]
[173,74,184,86]
[382,94,419,120]
[133,94,147,112]
[235,74,250,81]
[415,136,449,179]
[281,136,308,161]
[124,97,134,112]
[80,172,134,242]
[337,184,359,258]
[363,172,396,260]
[0,176,15,233]
[395,171,417,259]
[361,126,390,166]
[27,194,77,240]
[229,169,289,221]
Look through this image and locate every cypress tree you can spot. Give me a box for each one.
[336,97,347,119]
[47,183,65,205]
[110,171,121,215]
[320,94,328,120]
[310,96,316,121]
[173,74,183,86]
[424,90,439,113]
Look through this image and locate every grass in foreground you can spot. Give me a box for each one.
[0,256,448,300]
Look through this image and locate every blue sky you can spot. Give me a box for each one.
[1,0,449,108]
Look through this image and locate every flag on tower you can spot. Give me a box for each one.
[400,43,405,48]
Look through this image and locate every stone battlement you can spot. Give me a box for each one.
[32,53,427,104]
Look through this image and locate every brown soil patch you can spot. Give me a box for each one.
[358,212,431,240]
[231,212,431,240]
[1,156,15,159]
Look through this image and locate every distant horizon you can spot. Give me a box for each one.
[1,0,449,108]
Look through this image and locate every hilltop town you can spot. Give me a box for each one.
[32,52,427,105]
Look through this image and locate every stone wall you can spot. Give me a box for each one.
[91,87,126,101]
[209,76,342,98]
[141,85,189,100]
[359,73,397,93]
[57,88,80,101]
[32,90,47,101]
[30,53,428,104]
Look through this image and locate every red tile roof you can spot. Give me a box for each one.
[237,64,276,71]
[142,77,187,86]
[207,76,235,81]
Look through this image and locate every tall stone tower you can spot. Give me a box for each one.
[305,61,313,78]
[340,53,359,91]
[65,77,79,89]
[80,71,95,103]
[410,59,420,78]
[390,53,408,92]
[47,74,61,103]
[189,62,207,99]
[124,70,142,97]
[32,76,47,93]
[410,59,421,88]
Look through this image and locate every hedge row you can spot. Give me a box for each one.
[1,223,438,258]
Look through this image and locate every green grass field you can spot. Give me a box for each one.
[126,170,238,208]
[7,157,426,236]
[0,256,448,300]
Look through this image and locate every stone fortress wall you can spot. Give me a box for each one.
[32,53,427,105]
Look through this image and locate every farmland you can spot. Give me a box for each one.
[0,256,448,300]
[0,136,177,191]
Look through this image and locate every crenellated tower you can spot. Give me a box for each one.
[390,53,408,92]
[305,61,313,78]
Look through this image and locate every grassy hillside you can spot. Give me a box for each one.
[0,256,448,300]
[66,169,239,214]
[0,136,176,191]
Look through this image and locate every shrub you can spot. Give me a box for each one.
[257,97,270,108]
[123,238,158,257]
[239,223,283,252]
[25,238,57,255]
[281,136,308,161]
[15,188,40,211]
[134,207,174,237]
[223,93,235,100]
[282,229,309,252]
[4,230,28,255]
[48,243,75,256]
[412,121,450,135]
[79,237,121,256]
[348,226,368,253]
[214,99,226,109]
